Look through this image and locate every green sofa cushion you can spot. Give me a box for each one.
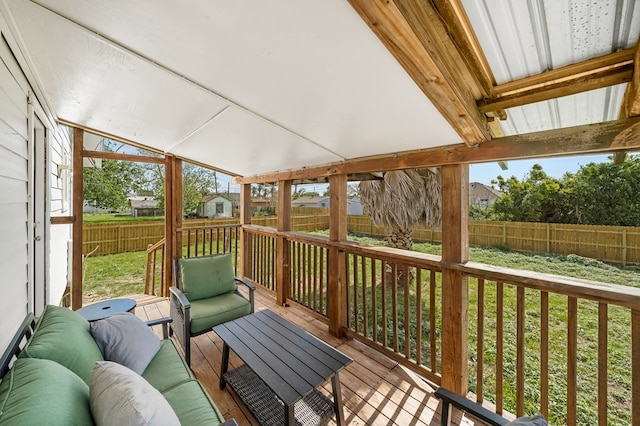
[162,380,226,425]
[190,292,251,334]
[19,304,104,384]
[142,340,194,393]
[179,254,236,301]
[0,358,93,425]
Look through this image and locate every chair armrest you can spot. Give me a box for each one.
[434,387,508,426]
[169,286,190,308]
[234,277,255,313]
[234,276,256,291]
[145,317,172,339]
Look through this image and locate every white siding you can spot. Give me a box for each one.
[48,126,72,306]
[0,34,29,353]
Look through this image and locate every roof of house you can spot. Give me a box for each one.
[291,196,329,206]
[470,182,503,198]
[130,198,159,209]
[2,1,638,181]
[200,194,233,203]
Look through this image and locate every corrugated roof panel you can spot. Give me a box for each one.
[463,0,640,84]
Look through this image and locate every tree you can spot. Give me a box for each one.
[490,164,573,223]
[182,164,221,216]
[568,155,640,226]
[359,169,441,251]
[83,159,146,212]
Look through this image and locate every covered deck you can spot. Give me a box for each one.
[133,290,449,426]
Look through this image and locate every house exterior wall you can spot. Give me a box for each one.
[469,182,501,207]
[203,197,232,218]
[0,32,31,353]
[0,23,73,354]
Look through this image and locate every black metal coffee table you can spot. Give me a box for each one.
[214,309,352,426]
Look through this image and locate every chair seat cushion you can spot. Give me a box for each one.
[142,340,194,393]
[190,292,251,334]
[162,380,226,425]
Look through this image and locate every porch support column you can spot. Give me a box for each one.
[328,174,347,336]
[165,155,182,297]
[71,128,84,310]
[276,180,292,305]
[240,184,252,279]
[440,164,470,395]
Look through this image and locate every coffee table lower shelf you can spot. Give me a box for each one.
[224,364,335,426]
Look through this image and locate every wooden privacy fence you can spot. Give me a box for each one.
[85,213,639,265]
[348,216,640,266]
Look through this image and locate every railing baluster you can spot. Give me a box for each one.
[353,254,359,334]
[372,258,378,344]
[312,246,318,312]
[496,281,504,414]
[382,261,388,348]
[392,263,399,353]
[516,286,525,417]
[568,297,578,426]
[362,256,368,338]
[430,269,437,372]
[477,278,484,404]
[541,291,549,418]
[404,265,410,358]
[416,269,422,366]
[598,302,608,426]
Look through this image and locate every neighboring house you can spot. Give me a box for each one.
[130,197,161,217]
[198,194,233,218]
[469,182,503,207]
[292,195,363,215]
[251,198,272,213]
[292,196,329,208]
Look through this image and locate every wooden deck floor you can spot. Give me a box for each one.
[132,289,468,426]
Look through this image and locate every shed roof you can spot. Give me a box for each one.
[2,0,638,182]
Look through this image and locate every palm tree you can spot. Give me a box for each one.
[359,168,441,251]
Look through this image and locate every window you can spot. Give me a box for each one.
[215,202,224,214]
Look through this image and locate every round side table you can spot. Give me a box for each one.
[76,298,137,322]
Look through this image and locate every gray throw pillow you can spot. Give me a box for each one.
[90,361,180,426]
[90,312,161,375]
[506,414,548,425]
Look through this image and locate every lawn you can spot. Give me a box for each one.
[83,213,165,224]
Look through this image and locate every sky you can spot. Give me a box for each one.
[469,153,613,186]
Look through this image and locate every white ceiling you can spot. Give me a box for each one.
[1,0,638,178]
[1,0,462,177]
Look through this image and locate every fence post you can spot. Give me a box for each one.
[622,228,627,267]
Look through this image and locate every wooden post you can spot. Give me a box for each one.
[276,180,292,305]
[71,128,84,310]
[328,174,347,336]
[440,164,470,395]
[164,155,182,296]
[240,184,252,280]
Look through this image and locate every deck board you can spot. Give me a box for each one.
[132,288,468,426]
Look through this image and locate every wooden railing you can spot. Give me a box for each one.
[144,238,165,296]
[241,225,640,425]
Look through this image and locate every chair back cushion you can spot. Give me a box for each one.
[179,254,236,301]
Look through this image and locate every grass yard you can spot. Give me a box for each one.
[83,213,164,224]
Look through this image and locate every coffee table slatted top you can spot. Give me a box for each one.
[214,309,352,407]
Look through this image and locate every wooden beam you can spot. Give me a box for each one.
[71,128,83,310]
[82,150,165,164]
[347,0,490,144]
[235,117,640,184]
[621,43,640,118]
[430,0,496,95]
[479,48,635,113]
[164,155,181,296]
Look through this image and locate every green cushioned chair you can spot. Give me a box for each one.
[170,253,255,366]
